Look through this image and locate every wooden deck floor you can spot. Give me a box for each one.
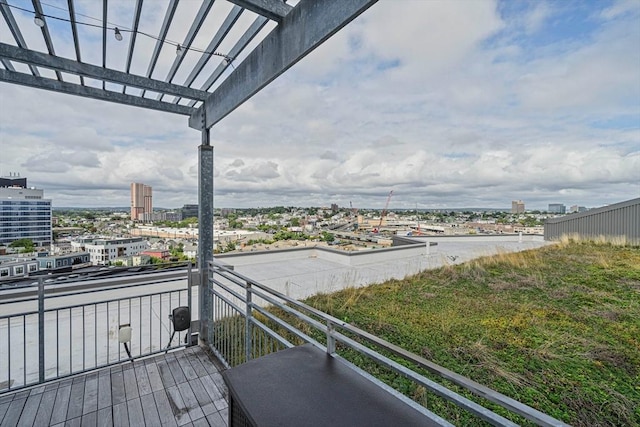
[0,346,228,427]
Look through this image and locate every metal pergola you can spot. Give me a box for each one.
[0,0,378,342]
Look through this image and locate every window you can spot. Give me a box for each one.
[0,269,8,277]
[14,266,24,275]
[29,264,37,272]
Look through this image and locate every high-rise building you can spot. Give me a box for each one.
[548,203,566,214]
[0,175,52,247]
[511,200,525,214]
[130,183,152,221]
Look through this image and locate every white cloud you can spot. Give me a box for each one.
[1,0,639,209]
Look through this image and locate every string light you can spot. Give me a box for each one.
[9,3,233,63]
[33,14,45,28]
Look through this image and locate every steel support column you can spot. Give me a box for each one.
[198,128,214,344]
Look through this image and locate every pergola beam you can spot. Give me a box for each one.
[0,68,196,116]
[32,0,63,81]
[187,15,268,107]
[0,43,208,101]
[227,0,292,22]
[158,0,215,101]
[173,5,243,105]
[67,0,85,86]
[0,0,40,77]
[189,0,378,130]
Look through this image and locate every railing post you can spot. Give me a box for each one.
[326,319,336,355]
[187,262,193,347]
[198,127,214,346]
[245,281,252,362]
[38,277,45,383]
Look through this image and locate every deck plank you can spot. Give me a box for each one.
[112,402,129,427]
[110,371,126,406]
[140,393,161,426]
[65,416,82,427]
[153,390,178,427]
[156,359,176,389]
[66,379,86,420]
[145,362,164,392]
[195,351,218,375]
[185,351,208,378]
[49,385,72,425]
[16,393,42,427]
[80,410,97,427]
[166,354,187,385]
[207,411,227,427]
[176,352,198,381]
[198,375,223,402]
[192,417,210,427]
[97,371,112,410]
[82,375,98,415]
[126,398,145,427]
[165,385,192,426]
[96,407,112,427]
[122,366,139,401]
[34,389,57,426]
[0,403,9,425]
[177,382,204,422]
[134,364,153,396]
[1,397,26,427]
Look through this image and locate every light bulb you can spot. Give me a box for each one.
[176,44,183,56]
[114,28,123,41]
[34,15,45,28]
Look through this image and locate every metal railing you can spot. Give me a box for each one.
[208,260,568,427]
[0,264,194,393]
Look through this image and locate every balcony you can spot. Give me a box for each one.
[1,262,567,426]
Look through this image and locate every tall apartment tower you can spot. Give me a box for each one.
[511,200,525,214]
[130,183,152,221]
[0,174,52,247]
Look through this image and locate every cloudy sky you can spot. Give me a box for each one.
[1,0,639,210]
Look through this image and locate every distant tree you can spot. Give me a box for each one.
[9,238,35,252]
[320,231,335,243]
[289,218,300,227]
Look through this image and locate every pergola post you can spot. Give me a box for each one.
[198,127,214,345]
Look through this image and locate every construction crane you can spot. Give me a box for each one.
[374,190,393,233]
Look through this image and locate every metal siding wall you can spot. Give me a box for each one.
[543,199,640,244]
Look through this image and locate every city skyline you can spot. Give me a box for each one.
[1,1,639,209]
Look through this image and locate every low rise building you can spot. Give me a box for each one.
[75,237,149,265]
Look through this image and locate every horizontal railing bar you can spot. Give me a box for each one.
[0,270,189,304]
[0,311,38,320]
[248,288,329,334]
[249,316,295,349]
[331,329,518,427]
[42,288,188,313]
[332,354,455,427]
[211,291,245,316]
[250,304,322,349]
[211,278,247,302]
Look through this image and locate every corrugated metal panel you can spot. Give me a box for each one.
[544,198,640,244]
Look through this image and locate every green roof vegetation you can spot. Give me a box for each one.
[304,239,640,426]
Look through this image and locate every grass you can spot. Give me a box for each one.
[303,239,640,426]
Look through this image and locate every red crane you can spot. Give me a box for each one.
[374,190,393,233]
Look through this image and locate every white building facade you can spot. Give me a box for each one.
[80,237,150,265]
